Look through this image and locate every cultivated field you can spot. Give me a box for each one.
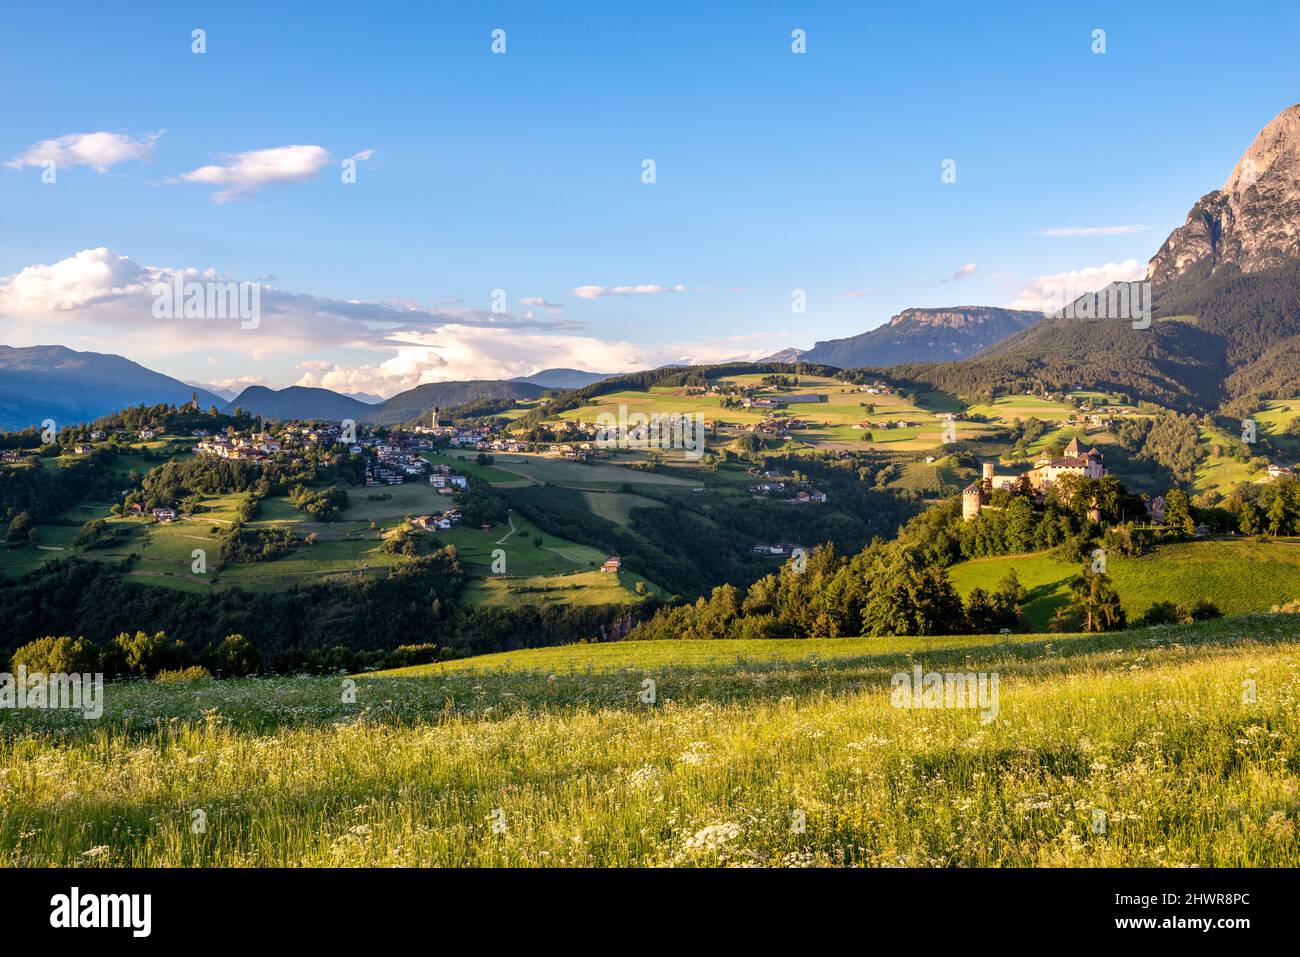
[1,615,1297,867]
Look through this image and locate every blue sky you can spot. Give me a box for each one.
[1,1,1298,396]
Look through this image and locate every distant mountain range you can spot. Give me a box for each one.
[510,368,614,389]
[224,379,546,425]
[0,345,224,431]
[222,386,374,422]
[356,380,545,425]
[798,306,1043,368]
[755,348,807,364]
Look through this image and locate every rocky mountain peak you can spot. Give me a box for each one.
[1149,104,1300,283]
[887,306,1033,330]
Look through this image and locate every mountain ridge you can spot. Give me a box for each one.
[801,306,1043,368]
[0,344,224,431]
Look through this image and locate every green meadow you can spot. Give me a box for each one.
[948,538,1300,628]
[2,615,1297,866]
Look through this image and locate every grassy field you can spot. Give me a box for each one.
[483,452,697,490]
[1189,424,1265,501]
[2,615,1298,866]
[1253,398,1300,455]
[462,568,660,608]
[543,375,970,452]
[423,451,528,485]
[0,478,621,592]
[966,395,1076,423]
[948,538,1300,627]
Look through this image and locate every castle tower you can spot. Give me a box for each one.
[982,461,995,488]
[962,483,985,522]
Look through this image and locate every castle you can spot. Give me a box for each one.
[963,436,1104,521]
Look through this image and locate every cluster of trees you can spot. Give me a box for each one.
[73,518,130,550]
[455,480,510,528]
[217,524,302,563]
[630,542,1028,641]
[79,402,248,438]
[1225,477,1300,536]
[2,454,124,528]
[9,630,263,677]
[381,526,441,557]
[1112,413,1203,485]
[287,483,348,520]
[1008,416,1052,458]
[5,629,449,678]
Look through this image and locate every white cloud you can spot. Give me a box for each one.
[0,247,149,310]
[1010,258,1147,313]
[292,325,784,397]
[0,248,794,400]
[1038,225,1151,237]
[198,375,273,398]
[572,283,687,299]
[5,131,160,173]
[175,144,335,203]
[943,263,977,281]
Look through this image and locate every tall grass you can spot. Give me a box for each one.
[2,617,1298,866]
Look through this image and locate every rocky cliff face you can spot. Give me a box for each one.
[801,306,1041,368]
[1149,104,1300,283]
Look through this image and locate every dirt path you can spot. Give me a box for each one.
[495,513,518,545]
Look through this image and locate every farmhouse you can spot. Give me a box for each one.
[600,556,622,574]
[783,489,827,504]
[151,507,177,523]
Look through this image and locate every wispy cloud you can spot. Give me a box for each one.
[1037,225,1151,237]
[942,263,977,282]
[1010,258,1147,312]
[5,131,161,173]
[174,144,341,203]
[572,283,687,299]
[519,296,564,312]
